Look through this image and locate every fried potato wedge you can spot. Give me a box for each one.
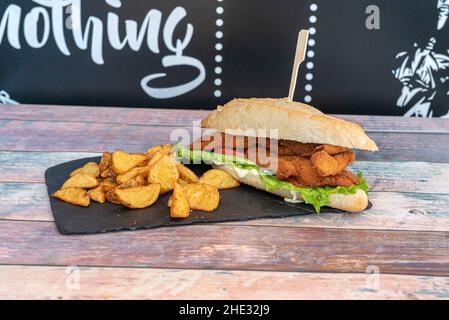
[88,185,106,204]
[99,152,112,173]
[62,174,99,189]
[105,175,146,204]
[101,179,117,192]
[145,145,162,158]
[145,144,172,157]
[176,163,199,183]
[70,162,100,178]
[52,187,90,207]
[116,184,161,209]
[198,169,240,189]
[177,178,189,187]
[105,189,121,204]
[148,151,164,166]
[112,150,147,175]
[170,183,190,218]
[100,168,113,178]
[116,166,150,184]
[183,183,220,212]
[147,154,179,194]
[119,175,146,189]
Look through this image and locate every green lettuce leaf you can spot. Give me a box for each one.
[175,143,368,213]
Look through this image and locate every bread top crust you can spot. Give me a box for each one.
[201,98,378,151]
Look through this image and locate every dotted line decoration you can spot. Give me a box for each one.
[304,2,318,104]
[214,0,224,98]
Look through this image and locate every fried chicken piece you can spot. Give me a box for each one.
[275,156,321,187]
[286,170,360,188]
[279,140,317,157]
[275,155,359,188]
[311,151,356,177]
[195,134,360,188]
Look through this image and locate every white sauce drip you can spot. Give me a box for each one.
[284,190,303,203]
[232,167,260,179]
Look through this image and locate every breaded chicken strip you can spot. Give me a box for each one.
[311,151,356,177]
[275,156,359,188]
[285,170,361,188]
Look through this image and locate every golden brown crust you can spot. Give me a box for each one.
[201,98,378,151]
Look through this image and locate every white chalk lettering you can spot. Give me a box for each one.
[0,0,206,99]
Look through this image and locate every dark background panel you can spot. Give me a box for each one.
[311,0,445,116]
[0,0,448,117]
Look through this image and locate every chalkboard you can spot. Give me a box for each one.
[1,0,449,117]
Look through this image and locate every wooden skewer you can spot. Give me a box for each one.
[287,29,310,102]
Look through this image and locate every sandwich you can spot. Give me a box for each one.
[175,98,378,213]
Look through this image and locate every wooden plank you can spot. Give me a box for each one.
[1,151,448,193]
[0,265,448,299]
[0,119,186,153]
[0,152,98,182]
[1,119,448,162]
[0,220,448,276]
[356,132,449,162]
[1,182,449,232]
[348,161,449,193]
[2,104,449,133]
[0,104,207,127]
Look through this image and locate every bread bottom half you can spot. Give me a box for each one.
[213,164,368,212]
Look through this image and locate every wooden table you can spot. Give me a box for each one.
[0,104,449,300]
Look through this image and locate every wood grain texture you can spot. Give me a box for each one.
[0,119,183,153]
[0,265,448,300]
[1,182,449,232]
[2,104,449,133]
[0,104,207,127]
[1,105,448,297]
[1,119,449,162]
[0,151,98,182]
[0,220,448,276]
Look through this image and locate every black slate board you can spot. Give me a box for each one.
[45,157,369,235]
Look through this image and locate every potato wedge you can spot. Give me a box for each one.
[100,167,113,178]
[119,175,146,189]
[176,163,199,183]
[147,154,179,194]
[160,144,173,154]
[198,169,240,189]
[52,188,90,207]
[183,183,220,212]
[112,150,147,175]
[145,145,162,158]
[88,185,106,204]
[146,144,172,156]
[101,179,117,192]
[170,183,190,218]
[105,189,121,204]
[70,162,100,178]
[148,151,163,166]
[105,175,146,204]
[177,178,189,187]
[116,166,151,184]
[62,174,99,189]
[99,152,112,172]
[116,184,161,209]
